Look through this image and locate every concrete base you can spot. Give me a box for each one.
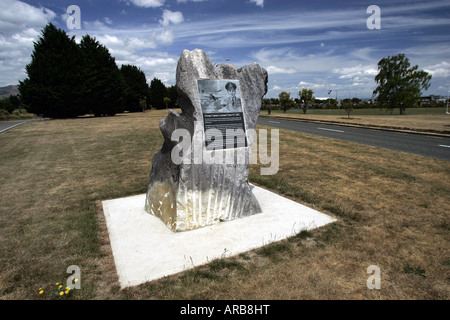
[102,185,336,288]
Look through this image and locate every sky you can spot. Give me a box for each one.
[0,0,449,99]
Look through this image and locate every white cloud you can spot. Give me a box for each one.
[153,29,175,45]
[424,61,450,78]
[333,65,378,80]
[159,10,184,27]
[272,85,283,91]
[128,0,165,8]
[177,0,208,3]
[0,0,56,35]
[83,20,108,29]
[250,0,264,8]
[75,8,186,86]
[117,52,178,84]
[266,66,298,75]
[0,0,57,86]
[88,31,178,85]
[298,81,326,90]
[248,46,382,98]
[83,17,113,28]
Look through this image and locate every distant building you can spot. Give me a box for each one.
[420,95,447,105]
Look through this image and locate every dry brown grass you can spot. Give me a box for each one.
[0,110,449,300]
[266,113,450,134]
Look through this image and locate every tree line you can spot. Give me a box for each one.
[17,23,177,119]
[267,53,432,115]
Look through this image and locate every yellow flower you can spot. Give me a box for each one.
[65,286,70,291]
[39,290,44,294]
[56,282,59,286]
[65,290,70,294]
[74,278,79,283]
[59,285,63,289]
[59,291,64,296]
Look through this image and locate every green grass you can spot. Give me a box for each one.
[267,107,447,116]
[404,266,427,278]
[1,111,449,300]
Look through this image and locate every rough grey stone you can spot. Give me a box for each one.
[145,49,268,231]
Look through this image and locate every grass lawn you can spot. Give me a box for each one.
[0,110,449,300]
[264,108,450,134]
[276,107,447,116]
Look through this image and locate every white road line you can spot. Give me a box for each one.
[438,144,450,148]
[317,127,344,133]
[268,120,281,124]
[0,122,28,134]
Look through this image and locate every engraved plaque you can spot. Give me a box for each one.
[198,79,247,150]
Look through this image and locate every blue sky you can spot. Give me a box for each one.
[1,0,449,99]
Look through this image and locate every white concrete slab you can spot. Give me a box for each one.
[102,185,336,288]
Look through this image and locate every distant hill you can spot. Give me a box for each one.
[0,85,19,99]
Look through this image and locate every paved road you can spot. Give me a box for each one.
[0,120,32,133]
[0,118,48,134]
[257,116,450,161]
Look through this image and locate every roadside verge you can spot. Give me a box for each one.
[259,114,450,138]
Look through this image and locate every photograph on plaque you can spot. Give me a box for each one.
[197,79,247,150]
[198,79,243,114]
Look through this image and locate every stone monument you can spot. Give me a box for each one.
[145,49,268,231]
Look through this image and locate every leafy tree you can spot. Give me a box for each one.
[0,98,13,113]
[19,23,84,118]
[299,88,314,114]
[342,99,353,118]
[0,95,20,113]
[166,85,178,108]
[79,35,125,116]
[120,64,149,112]
[326,98,337,108]
[149,78,166,109]
[278,91,294,113]
[262,99,272,114]
[373,53,432,115]
[139,97,147,112]
[163,97,171,109]
[8,95,21,110]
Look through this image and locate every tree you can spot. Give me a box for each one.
[79,35,125,116]
[19,23,85,118]
[299,88,314,114]
[163,97,171,109]
[0,95,21,113]
[0,98,14,113]
[342,99,353,118]
[166,85,178,109]
[139,97,147,112]
[326,98,338,108]
[8,95,21,110]
[149,78,166,109]
[120,64,149,112]
[278,91,294,113]
[373,53,432,115]
[262,99,271,114]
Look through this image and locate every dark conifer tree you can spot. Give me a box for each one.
[148,78,166,109]
[79,35,125,116]
[120,64,149,112]
[166,85,178,108]
[19,23,85,118]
